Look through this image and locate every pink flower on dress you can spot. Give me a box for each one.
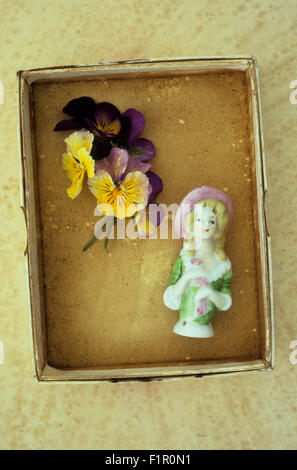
[191,258,202,266]
[196,299,208,316]
[195,277,209,287]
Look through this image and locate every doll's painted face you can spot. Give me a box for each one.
[194,204,217,240]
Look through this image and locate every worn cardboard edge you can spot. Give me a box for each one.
[18,73,46,379]
[253,64,275,369]
[18,55,252,82]
[38,359,268,383]
[17,74,39,379]
[248,59,274,369]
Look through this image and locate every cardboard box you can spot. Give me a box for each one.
[18,57,274,382]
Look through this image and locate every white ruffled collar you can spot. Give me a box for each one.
[180,248,231,283]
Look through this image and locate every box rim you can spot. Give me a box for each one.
[38,358,269,383]
[17,55,255,76]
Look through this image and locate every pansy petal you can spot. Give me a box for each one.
[77,148,95,178]
[121,171,150,217]
[147,171,163,203]
[122,108,145,145]
[65,130,94,155]
[113,194,130,219]
[88,170,115,204]
[54,119,84,132]
[123,157,151,176]
[88,171,130,218]
[66,173,84,199]
[118,115,131,139]
[62,152,84,199]
[99,117,122,137]
[121,171,150,204]
[108,147,129,182]
[95,156,115,180]
[95,102,120,126]
[63,96,96,119]
[90,137,112,160]
[84,117,100,136]
[128,138,156,161]
[62,152,81,180]
[147,203,165,227]
[130,138,155,161]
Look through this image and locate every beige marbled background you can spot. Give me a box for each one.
[0,0,296,450]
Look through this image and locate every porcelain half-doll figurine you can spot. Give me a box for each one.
[163,186,233,338]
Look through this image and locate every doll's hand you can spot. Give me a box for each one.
[207,290,231,310]
[195,287,212,301]
[173,269,197,289]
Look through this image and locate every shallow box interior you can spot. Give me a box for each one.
[20,59,273,380]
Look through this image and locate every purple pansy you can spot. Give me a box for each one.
[147,202,165,227]
[122,109,145,146]
[146,171,163,203]
[122,108,156,161]
[85,102,123,139]
[54,98,155,162]
[54,96,96,131]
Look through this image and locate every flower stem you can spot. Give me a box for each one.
[82,235,97,252]
[104,216,115,250]
[82,216,115,252]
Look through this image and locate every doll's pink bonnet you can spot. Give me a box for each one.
[174,186,234,239]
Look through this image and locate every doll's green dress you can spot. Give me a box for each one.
[164,249,232,326]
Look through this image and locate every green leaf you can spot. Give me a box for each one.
[127,146,145,156]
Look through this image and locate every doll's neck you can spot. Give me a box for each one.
[196,237,216,260]
[184,237,216,262]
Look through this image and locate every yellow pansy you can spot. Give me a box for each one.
[62,131,95,199]
[64,130,94,155]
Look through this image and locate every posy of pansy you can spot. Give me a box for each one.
[54,97,163,250]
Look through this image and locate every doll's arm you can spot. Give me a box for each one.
[168,256,184,286]
[210,270,232,294]
[195,279,232,311]
[171,267,202,295]
[164,264,197,311]
[208,270,232,311]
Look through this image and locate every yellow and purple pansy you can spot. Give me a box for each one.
[88,147,162,219]
[84,101,123,139]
